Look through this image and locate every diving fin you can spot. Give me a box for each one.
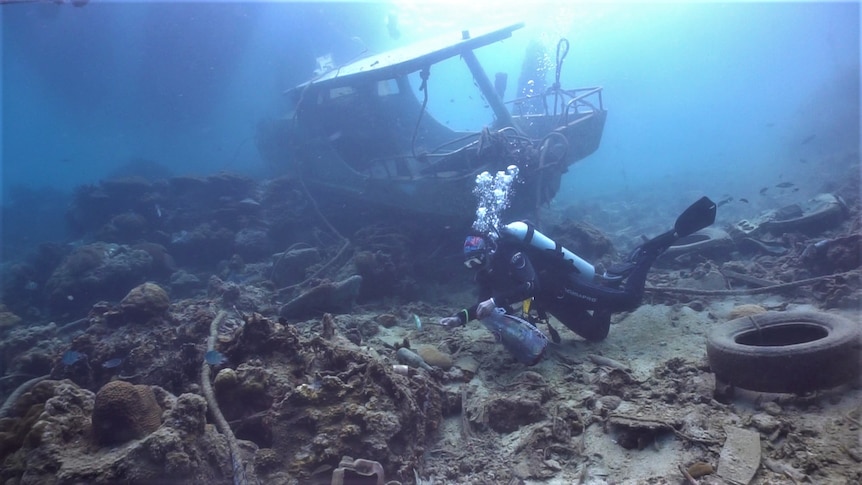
[674,196,717,238]
[634,196,717,258]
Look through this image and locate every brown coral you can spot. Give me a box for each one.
[728,304,767,320]
[118,282,170,324]
[415,345,453,370]
[91,380,162,445]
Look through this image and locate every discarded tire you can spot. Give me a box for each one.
[707,311,860,393]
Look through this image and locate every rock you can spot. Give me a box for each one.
[119,282,170,324]
[454,355,479,378]
[3,379,231,483]
[169,269,203,296]
[255,448,282,473]
[268,341,443,480]
[100,212,148,243]
[687,300,706,312]
[750,413,781,434]
[162,393,207,436]
[0,305,23,330]
[234,228,272,262]
[760,401,782,416]
[679,270,726,291]
[271,247,320,287]
[45,243,154,316]
[485,396,546,433]
[213,368,239,391]
[92,380,162,445]
[597,395,622,412]
[688,372,716,402]
[279,275,363,319]
[415,345,453,370]
[375,313,398,328]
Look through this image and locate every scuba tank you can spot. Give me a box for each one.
[499,221,595,283]
[480,307,549,366]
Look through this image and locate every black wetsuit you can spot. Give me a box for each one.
[454,231,666,342]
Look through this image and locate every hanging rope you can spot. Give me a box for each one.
[552,39,570,116]
[411,67,431,159]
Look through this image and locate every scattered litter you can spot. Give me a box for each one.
[717,426,760,484]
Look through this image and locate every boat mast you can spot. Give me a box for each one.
[458,30,515,131]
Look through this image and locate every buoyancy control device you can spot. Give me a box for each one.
[499,221,595,283]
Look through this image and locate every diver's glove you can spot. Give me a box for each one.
[438,316,462,328]
[476,298,497,319]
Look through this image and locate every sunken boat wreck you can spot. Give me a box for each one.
[256,23,607,220]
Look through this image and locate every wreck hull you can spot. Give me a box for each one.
[259,22,608,220]
[291,109,606,218]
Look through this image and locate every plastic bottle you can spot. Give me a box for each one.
[396,347,432,371]
[480,308,549,365]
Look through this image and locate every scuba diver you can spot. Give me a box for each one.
[439,196,717,343]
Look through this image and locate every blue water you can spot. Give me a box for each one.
[1,1,859,256]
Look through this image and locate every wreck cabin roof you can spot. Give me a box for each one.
[296,22,525,91]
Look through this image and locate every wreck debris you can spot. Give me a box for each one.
[587,353,631,372]
[647,269,861,296]
[330,456,386,485]
[321,312,336,340]
[762,457,804,484]
[717,426,760,485]
[607,413,722,446]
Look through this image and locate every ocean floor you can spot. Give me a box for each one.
[0,171,860,484]
[380,296,861,484]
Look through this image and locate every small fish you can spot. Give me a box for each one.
[759,187,769,195]
[205,350,227,365]
[739,198,749,203]
[61,350,85,366]
[801,134,816,145]
[412,314,422,330]
[102,358,123,369]
[716,197,734,207]
[776,182,795,188]
[155,204,162,218]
